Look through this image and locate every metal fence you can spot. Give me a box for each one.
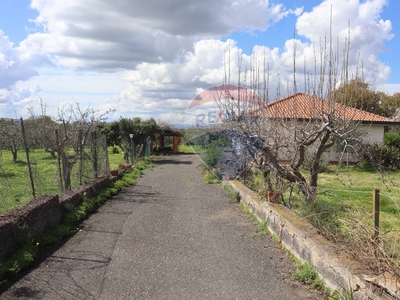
[0,117,110,214]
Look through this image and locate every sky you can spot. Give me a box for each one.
[0,0,399,127]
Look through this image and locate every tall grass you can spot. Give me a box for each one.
[241,165,400,267]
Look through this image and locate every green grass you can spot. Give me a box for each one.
[108,147,126,170]
[251,220,270,237]
[317,166,400,212]
[0,158,154,283]
[203,171,221,184]
[0,147,127,214]
[178,144,208,154]
[241,166,400,226]
[222,183,241,202]
[242,165,400,264]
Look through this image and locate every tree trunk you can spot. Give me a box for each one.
[258,146,307,189]
[45,149,57,158]
[12,150,17,162]
[263,170,273,191]
[61,152,73,191]
[308,131,332,201]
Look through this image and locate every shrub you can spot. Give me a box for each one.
[361,143,400,170]
[384,131,400,147]
[204,137,231,168]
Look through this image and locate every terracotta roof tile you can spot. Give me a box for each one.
[266,93,395,123]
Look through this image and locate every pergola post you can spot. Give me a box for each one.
[173,136,179,153]
[159,135,165,147]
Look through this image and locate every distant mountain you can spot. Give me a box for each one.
[171,123,191,129]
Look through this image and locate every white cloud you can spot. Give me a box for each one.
[0,0,396,125]
[13,68,128,119]
[296,0,392,78]
[107,0,395,125]
[26,0,293,71]
[0,84,42,118]
[0,30,51,89]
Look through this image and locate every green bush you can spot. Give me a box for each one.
[362,143,400,170]
[37,224,72,246]
[204,137,230,168]
[384,132,400,147]
[222,183,240,202]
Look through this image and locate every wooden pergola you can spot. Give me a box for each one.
[157,126,183,154]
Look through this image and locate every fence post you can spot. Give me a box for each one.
[373,189,380,240]
[55,129,64,191]
[91,131,98,178]
[78,129,83,185]
[20,118,36,199]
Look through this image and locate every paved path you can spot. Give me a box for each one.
[0,155,320,299]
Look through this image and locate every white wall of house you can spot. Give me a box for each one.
[267,120,386,164]
[361,124,385,144]
[328,123,385,163]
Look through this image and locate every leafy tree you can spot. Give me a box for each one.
[379,92,400,118]
[25,115,58,157]
[205,137,230,168]
[100,117,161,163]
[0,118,22,162]
[334,79,383,114]
[98,121,122,153]
[382,93,400,134]
[335,80,400,121]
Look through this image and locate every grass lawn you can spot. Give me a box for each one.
[317,166,400,213]
[0,148,126,214]
[178,144,208,154]
[0,144,199,214]
[245,165,400,262]
[316,166,400,259]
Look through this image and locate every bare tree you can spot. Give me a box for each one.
[27,100,58,157]
[28,102,113,191]
[55,103,113,190]
[215,22,376,202]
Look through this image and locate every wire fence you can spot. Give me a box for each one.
[0,117,110,214]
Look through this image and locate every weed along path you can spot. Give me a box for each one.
[0,155,320,300]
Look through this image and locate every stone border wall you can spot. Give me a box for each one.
[0,174,120,261]
[226,180,398,300]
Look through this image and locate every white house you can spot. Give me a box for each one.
[264,93,400,163]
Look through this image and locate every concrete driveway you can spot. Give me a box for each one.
[0,155,321,300]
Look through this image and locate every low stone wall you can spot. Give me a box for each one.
[0,195,60,260]
[226,180,397,300]
[59,176,117,211]
[0,174,120,261]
